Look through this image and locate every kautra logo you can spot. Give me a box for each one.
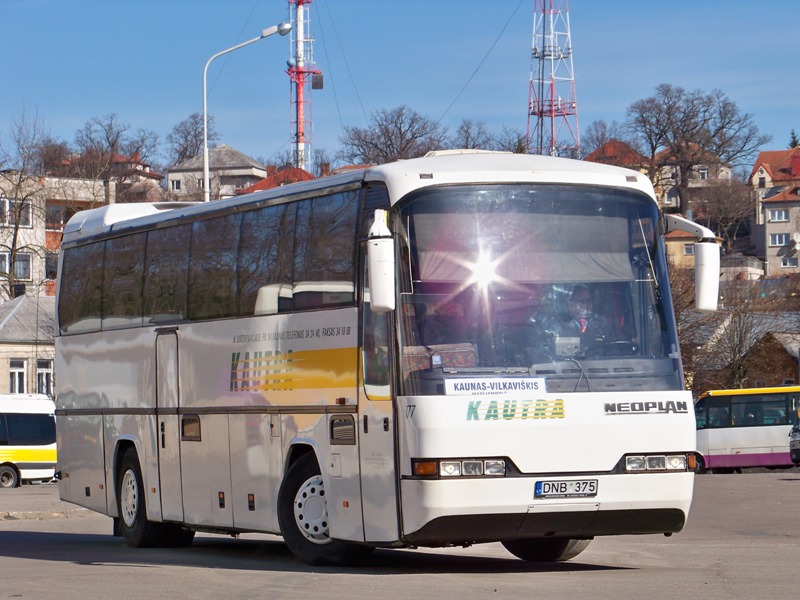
[466,398,564,421]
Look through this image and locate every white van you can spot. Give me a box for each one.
[0,394,57,488]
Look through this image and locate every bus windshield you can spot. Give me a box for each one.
[395,184,682,395]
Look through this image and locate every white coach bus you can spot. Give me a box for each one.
[55,151,719,565]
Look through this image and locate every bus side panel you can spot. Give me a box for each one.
[229,413,283,532]
[283,413,365,543]
[180,414,233,528]
[705,425,794,469]
[57,414,108,513]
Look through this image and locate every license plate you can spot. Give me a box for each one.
[535,479,598,499]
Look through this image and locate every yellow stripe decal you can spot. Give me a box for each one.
[0,448,57,462]
[230,347,358,392]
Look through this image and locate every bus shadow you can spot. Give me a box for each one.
[0,530,624,574]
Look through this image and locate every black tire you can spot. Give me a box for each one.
[117,448,164,548]
[695,454,707,474]
[0,465,20,488]
[502,537,592,562]
[277,453,373,566]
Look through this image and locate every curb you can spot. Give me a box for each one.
[1,508,90,521]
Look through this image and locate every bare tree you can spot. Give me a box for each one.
[626,84,771,215]
[0,111,49,299]
[581,119,626,157]
[338,106,447,164]
[492,126,528,154]
[694,178,754,253]
[689,279,789,391]
[450,119,493,150]
[166,112,219,167]
[72,114,162,203]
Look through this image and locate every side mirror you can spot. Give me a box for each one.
[367,209,395,312]
[664,214,720,312]
[694,239,720,312]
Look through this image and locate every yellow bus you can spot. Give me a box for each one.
[0,394,57,488]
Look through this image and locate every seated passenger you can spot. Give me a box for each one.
[539,285,612,357]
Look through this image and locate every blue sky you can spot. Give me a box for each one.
[1,0,798,168]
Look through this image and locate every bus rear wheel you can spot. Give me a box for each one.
[0,465,19,488]
[277,453,373,566]
[501,537,592,562]
[117,448,164,548]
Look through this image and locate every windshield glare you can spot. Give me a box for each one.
[395,184,682,395]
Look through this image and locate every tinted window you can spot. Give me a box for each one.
[238,203,295,316]
[143,225,191,324]
[293,192,358,310]
[58,242,104,334]
[188,213,242,320]
[6,413,56,445]
[102,233,145,330]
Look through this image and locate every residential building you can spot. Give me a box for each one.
[167,145,267,200]
[653,144,732,211]
[749,146,800,274]
[0,174,47,301]
[0,294,55,396]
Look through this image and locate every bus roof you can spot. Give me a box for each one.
[697,386,800,400]
[61,151,657,246]
[0,394,55,413]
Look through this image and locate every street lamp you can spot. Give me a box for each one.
[203,21,292,202]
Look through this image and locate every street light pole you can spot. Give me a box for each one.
[203,21,291,202]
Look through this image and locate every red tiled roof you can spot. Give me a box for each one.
[750,146,800,183]
[237,167,315,194]
[762,185,800,204]
[584,140,646,167]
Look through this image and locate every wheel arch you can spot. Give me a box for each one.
[283,439,322,478]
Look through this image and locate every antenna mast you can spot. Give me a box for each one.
[287,0,322,172]
[526,0,579,157]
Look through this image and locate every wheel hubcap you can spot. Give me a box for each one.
[293,474,331,545]
[120,469,139,528]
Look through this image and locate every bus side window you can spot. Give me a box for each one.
[0,414,7,444]
[708,405,730,428]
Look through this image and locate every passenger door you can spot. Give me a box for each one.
[357,255,400,543]
[156,329,184,521]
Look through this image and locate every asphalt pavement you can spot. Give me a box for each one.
[0,483,88,521]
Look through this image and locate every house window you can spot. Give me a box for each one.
[171,179,181,191]
[36,359,53,397]
[683,243,695,256]
[9,359,26,393]
[781,256,798,268]
[45,252,58,280]
[0,199,32,228]
[769,209,788,222]
[0,252,32,280]
[758,177,766,188]
[197,179,205,189]
[698,167,709,180]
[770,233,789,247]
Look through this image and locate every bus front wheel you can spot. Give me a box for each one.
[277,453,373,566]
[117,448,163,548]
[501,537,592,562]
[0,465,19,488]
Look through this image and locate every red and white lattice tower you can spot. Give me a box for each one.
[287,0,322,172]
[526,0,579,157]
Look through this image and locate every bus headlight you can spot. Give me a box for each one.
[625,454,690,472]
[412,458,507,479]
